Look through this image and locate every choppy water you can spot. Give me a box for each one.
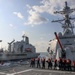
[0,60,29,68]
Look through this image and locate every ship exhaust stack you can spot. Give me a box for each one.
[54,32,66,58]
[22,34,29,44]
[25,36,29,44]
[65,1,67,7]
[22,34,25,41]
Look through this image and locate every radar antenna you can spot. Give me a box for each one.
[52,1,75,34]
[65,1,67,7]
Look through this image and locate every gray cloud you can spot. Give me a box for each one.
[24,9,48,26]
[32,0,75,14]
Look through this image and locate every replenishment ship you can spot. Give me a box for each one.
[0,35,39,61]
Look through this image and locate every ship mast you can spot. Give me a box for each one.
[52,1,75,34]
[22,34,25,41]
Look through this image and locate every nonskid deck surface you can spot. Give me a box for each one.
[0,61,75,75]
[0,68,75,75]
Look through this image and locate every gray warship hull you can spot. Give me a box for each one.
[0,53,40,61]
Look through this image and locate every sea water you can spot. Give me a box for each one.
[38,52,48,58]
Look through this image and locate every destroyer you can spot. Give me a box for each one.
[47,2,75,61]
[0,35,39,61]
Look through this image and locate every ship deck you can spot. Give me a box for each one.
[0,61,75,75]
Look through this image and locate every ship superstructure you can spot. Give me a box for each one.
[10,35,35,53]
[47,2,75,61]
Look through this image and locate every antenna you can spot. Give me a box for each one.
[22,34,26,41]
[65,1,67,7]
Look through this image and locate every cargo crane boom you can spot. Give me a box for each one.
[54,32,66,58]
[8,39,15,52]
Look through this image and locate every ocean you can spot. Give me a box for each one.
[38,52,48,58]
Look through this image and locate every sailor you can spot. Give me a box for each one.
[30,58,35,67]
[30,58,33,67]
[66,59,69,70]
[19,60,23,64]
[1,61,4,65]
[72,61,75,71]
[41,58,45,69]
[58,57,62,70]
[62,58,66,70]
[36,57,41,68]
[69,59,71,71]
[54,59,57,70]
[66,59,71,71]
[32,58,35,67]
[46,58,52,69]
[69,60,72,71]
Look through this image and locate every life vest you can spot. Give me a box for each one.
[33,58,35,61]
[58,58,62,62]
[42,58,45,62]
[62,59,66,63]
[1,61,4,65]
[48,59,51,62]
[38,58,40,61]
[54,59,57,62]
[32,58,34,61]
[72,61,75,66]
[67,59,70,63]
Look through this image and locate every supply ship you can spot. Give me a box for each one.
[47,1,75,61]
[0,35,39,61]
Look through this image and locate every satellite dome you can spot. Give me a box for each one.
[58,32,62,37]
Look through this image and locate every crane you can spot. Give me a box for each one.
[8,39,15,52]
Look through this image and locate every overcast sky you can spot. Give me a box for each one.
[0,0,75,52]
